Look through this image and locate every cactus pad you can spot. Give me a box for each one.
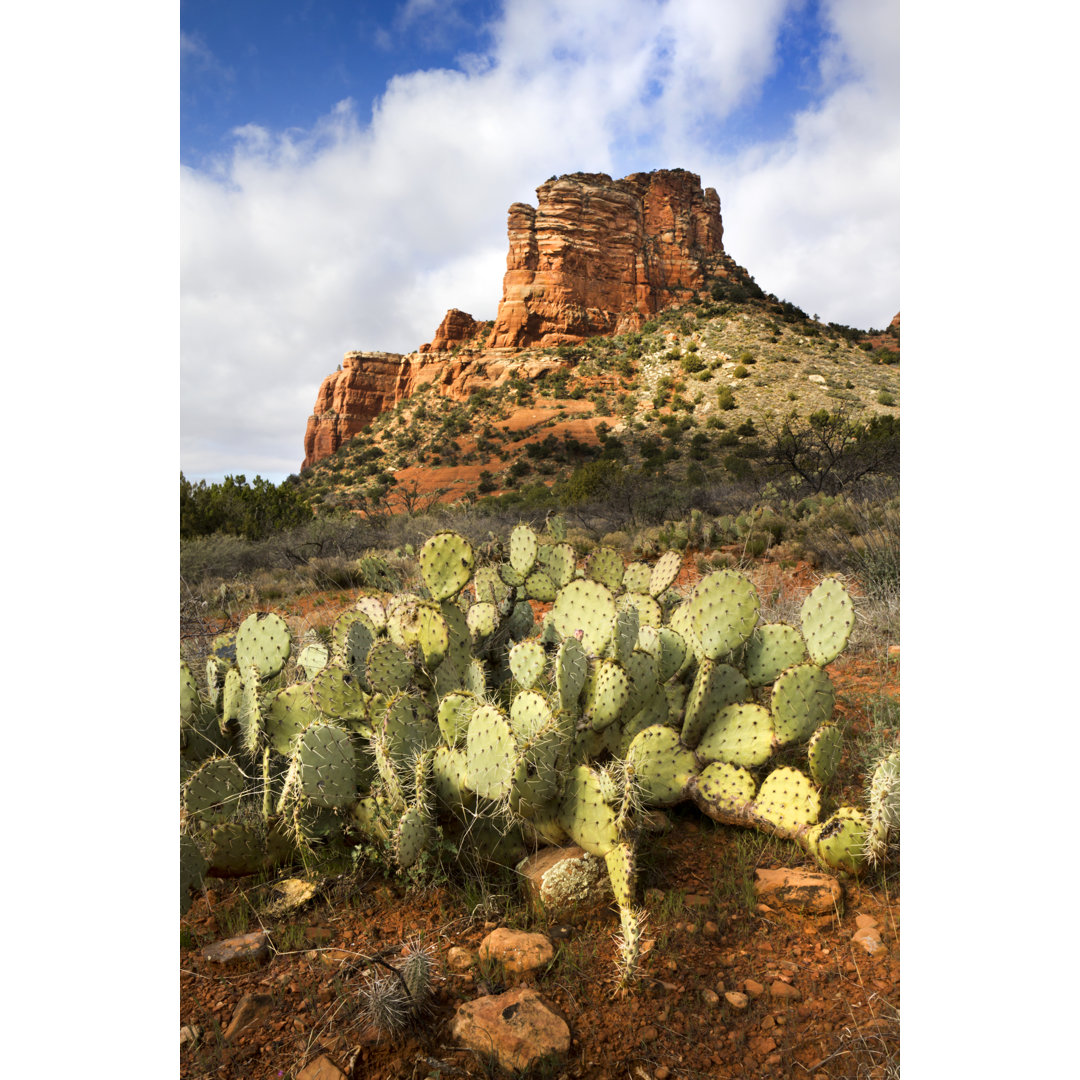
[681,660,751,749]
[508,639,546,689]
[436,690,478,747]
[509,689,554,743]
[807,723,843,787]
[395,805,433,869]
[626,725,699,806]
[297,722,357,809]
[419,531,475,601]
[183,756,247,823]
[743,624,809,688]
[264,683,317,755]
[687,570,760,660]
[806,806,869,874]
[696,702,775,769]
[544,543,577,588]
[466,705,517,802]
[551,579,617,656]
[800,577,856,667]
[622,562,652,594]
[752,767,821,834]
[584,659,631,731]
[297,643,330,679]
[649,550,683,598]
[558,765,619,856]
[236,612,291,681]
[365,638,416,695]
[586,547,624,592]
[694,761,757,813]
[605,841,638,909]
[771,663,835,746]
[466,601,498,643]
[509,524,539,576]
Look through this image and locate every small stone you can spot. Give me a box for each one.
[639,1026,659,1044]
[754,869,842,914]
[703,920,719,937]
[655,1068,671,1080]
[479,928,555,975]
[447,946,477,972]
[685,893,712,909]
[701,989,720,1006]
[725,992,749,1010]
[770,981,801,1000]
[452,988,570,1073]
[855,914,880,930]
[644,887,665,906]
[296,1054,348,1080]
[180,1025,202,1049]
[749,1036,777,1055]
[201,931,269,965]
[223,993,275,1041]
[304,926,333,944]
[744,979,765,997]
[852,926,885,954]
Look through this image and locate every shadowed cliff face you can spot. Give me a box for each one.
[302,169,727,469]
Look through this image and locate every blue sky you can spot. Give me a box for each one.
[180,0,900,482]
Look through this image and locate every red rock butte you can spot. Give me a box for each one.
[303,169,730,469]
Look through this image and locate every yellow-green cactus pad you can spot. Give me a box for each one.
[696,702,775,768]
[752,766,821,834]
[800,577,856,667]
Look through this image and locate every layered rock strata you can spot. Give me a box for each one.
[485,169,725,348]
[302,169,728,469]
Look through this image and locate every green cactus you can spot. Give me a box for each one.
[236,612,291,681]
[419,530,475,601]
[800,576,856,666]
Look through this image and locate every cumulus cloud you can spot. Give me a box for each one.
[181,0,898,480]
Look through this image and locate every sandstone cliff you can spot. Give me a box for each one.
[486,169,726,348]
[303,169,730,469]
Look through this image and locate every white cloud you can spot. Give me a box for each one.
[182,0,899,480]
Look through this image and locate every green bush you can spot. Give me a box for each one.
[717,386,736,410]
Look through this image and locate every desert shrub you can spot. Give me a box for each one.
[717,387,736,410]
[733,364,750,379]
[877,389,896,406]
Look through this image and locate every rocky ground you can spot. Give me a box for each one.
[180,632,899,1080]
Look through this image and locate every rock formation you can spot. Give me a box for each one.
[302,169,730,469]
[485,169,726,348]
[302,351,408,469]
[418,308,483,354]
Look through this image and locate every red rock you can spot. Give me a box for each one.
[419,308,482,353]
[452,987,570,1072]
[753,868,842,914]
[223,993,274,1041]
[300,169,738,469]
[486,170,725,348]
[296,1055,348,1080]
[201,931,269,965]
[479,928,555,975]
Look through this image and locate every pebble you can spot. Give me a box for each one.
[703,920,719,937]
[701,989,720,1006]
[744,979,765,997]
[639,1026,659,1044]
[655,1068,671,1080]
[852,926,885,954]
[770,981,802,1000]
[725,992,749,1010]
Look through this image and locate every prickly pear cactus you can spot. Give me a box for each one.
[180,520,883,990]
